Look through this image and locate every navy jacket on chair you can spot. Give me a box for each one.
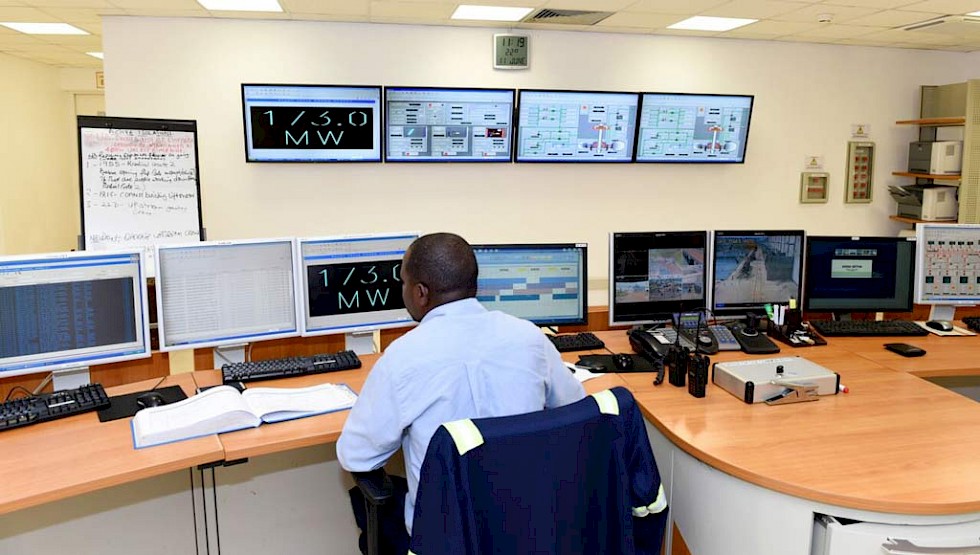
[408,386,668,554]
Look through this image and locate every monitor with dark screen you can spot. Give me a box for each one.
[803,236,915,313]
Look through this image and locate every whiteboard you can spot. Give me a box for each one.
[78,116,203,255]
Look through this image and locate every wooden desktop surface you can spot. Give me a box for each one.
[0,373,224,515]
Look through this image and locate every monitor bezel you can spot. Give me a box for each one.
[296,232,419,338]
[914,223,980,306]
[241,83,384,163]
[633,92,755,164]
[803,235,917,313]
[0,248,152,378]
[710,229,805,314]
[471,242,590,327]
[608,230,709,326]
[155,237,301,351]
[514,88,641,163]
[383,85,516,163]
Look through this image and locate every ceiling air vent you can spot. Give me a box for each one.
[903,15,980,36]
[522,9,614,26]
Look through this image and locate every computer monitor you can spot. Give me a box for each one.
[241,83,382,162]
[0,249,151,386]
[635,93,754,163]
[296,233,418,351]
[711,230,804,315]
[803,236,916,315]
[515,89,639,162]
[472,243,588,326]
[609,231,707,325]
[915,223,980,321]
[155,238,300,357]
[384,86,515,162]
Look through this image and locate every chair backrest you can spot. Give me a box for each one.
[408,386,668,555]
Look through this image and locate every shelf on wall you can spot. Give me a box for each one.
[889,215,959,225]
[892,171,961,181]
[895,117,966,126]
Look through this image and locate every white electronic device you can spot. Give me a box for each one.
[908,141,963,175]
[712,357,840,404]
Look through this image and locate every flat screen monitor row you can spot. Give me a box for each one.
[3,225,978,379]
[241,84,754,164]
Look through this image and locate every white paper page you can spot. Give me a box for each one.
[132,385,257,448]
[563,361,603,383]
[242,383,357,423]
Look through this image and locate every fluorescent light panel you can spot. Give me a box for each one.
[87,52,103,59]
[0,22,88,35]
[668,16,757,32]
[968,11,980,16]
[196,0,283,12]
[451,5,533,22]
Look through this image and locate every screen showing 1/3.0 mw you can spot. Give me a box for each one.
[242,84,382,162]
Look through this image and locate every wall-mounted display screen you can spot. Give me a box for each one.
[635,93,753,163]
[241,84,382,162]
[385,87,515,162]
[516,89,639,162]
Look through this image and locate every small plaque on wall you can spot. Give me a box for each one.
[494,34,529,69]
[800,172,829,203]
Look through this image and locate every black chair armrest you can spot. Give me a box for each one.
[353,469,393,507]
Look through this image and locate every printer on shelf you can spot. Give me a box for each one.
[888,185,958,221]
[908,141,963,175]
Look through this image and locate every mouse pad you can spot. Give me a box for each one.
[97,385,188,422]
[576,354,658,373]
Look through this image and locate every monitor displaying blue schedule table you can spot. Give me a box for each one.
[473,244,589,326]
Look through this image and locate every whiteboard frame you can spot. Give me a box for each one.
[77,115,205,250]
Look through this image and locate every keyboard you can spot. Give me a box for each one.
[964,317,980,333]
[0,383,109,432]
[222,350,362,383]
[548,332,606,353]
[809,319,929,337]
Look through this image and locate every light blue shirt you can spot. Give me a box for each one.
[337,297,586,531]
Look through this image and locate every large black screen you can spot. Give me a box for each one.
[804,236,915,312]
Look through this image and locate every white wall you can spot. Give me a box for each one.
[0,53,77,255]
[102,17,978,283]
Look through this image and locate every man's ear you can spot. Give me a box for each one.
[415,281,430,308]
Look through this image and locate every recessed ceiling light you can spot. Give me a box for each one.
[0,22,88,35]
[968,11,980,16]
[87,52,104,59]
[196,0,283,12]
[667,16,757,32]
[451,5,533,22]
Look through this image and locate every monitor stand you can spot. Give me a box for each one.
[928,304,957,322]
[345,331,377,355]
[52,366,91,391]
[213,344,247,369]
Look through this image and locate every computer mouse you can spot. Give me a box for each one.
[136,391,167,409]
[925,320,954,332]
[612,354,635,371]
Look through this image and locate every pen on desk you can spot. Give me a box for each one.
[838,384,849,394]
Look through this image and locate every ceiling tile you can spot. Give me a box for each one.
[899,0,980,13]
[29,0,113,7]
[814,0,919,8]
[541,0,635,9]
[109,0,202,9]
[369,1,454,20]
[773,3,879,22]
[624,0,730,15]
[0,31,43,48]
[0,6,57,20]
[39,6,123,18]
[730,19,825,34]
[594,11,680,29]
[790,22,881,37]
[34,31,99,45]
[122,8,210,16]
[844,9,944,26]
[703,0,809,19]
[281,0,368,16]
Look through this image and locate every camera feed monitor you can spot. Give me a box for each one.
[298,233,418,336]
[0,250,151,378]
[516,89,639,162]
[242,84,382,162]
[915,224,980,317]
[712,230,804,313]
[635,93,753,163]
[609,231,707,325]
[156,238,299,350]
[804,236,915,313]
[385,87,514,161]
[472,243,588,326]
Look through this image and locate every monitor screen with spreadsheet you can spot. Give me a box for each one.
[0,250,151,378]
[635,93,753,163]
[711,230,804,314]
[915,223,980,311]
[804,236,916,313]
[241,84,383,162]
[297,233,418,337]
[384,87,515,162]
[609,231,707,325]
[472,243,588,326]
[155,238,299,350]
[515,89,639,162]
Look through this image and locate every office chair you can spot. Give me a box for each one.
[353,386,668,555]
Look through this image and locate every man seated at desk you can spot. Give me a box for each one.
[337,232,585,553]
